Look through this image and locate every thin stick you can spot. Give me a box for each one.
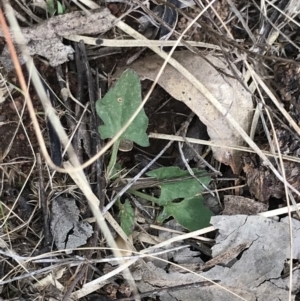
[37,153,52,247]
[149,132,300,164]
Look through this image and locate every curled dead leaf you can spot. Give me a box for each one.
[117,51,253,172]
[115,234,133,258]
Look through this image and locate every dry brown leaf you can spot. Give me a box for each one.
[115,234,133,257]
[0,9,113,70]
[118,51,253,171]
[223,195,268,215]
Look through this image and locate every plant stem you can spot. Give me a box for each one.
[128,189,160,205]
[107,139,120,179]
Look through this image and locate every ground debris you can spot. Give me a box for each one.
[274,63,300,107]
[223,195,268,215]
[0,8,113,70]
[2,1,300,300]
[273,62,300,157]
[205,215,299,300]
[50,196,93,252]
[243,155,300,202]
[118,50,253,173]
[131,215,300,300]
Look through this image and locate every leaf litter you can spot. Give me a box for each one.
[116,50,253,172]
[50,196,93,253]
[0,8,114,70]
[1,1,300,301]
[131,215,300,301]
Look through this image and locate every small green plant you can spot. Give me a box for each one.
[57,1,65,14]
[96,69,148,235]
[118,199,135,236]
[96,69,149,179]
[0,201,9,233]
[46,0,66,16]
[130,166,213,231]
[96,70,212,235]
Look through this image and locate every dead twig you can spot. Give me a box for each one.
[37,153,52,247]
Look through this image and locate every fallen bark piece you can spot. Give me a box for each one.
[118,51,253,172]
[204,215,298,300]
[132,215,300,300]
[132,261,256,301]
[0,9,113,70]
[50,196,93,253]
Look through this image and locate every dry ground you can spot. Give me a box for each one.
[1,0,300,300]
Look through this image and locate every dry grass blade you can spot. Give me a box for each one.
[0,73,12,104]
[148,132,300,164]
[1,2,140,300]
[72,0,100,9]
[108,15,300,198]
[1,0,299,300]
[226,0,255,42]
[65,35,221,49]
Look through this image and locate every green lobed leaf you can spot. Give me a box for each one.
[96,69,149,147]
[118,199,135,236]
[157,196,213,231]
[145,166,213,230]
[146,166,210,205]
[147,166,192,179]
[57,1,65,14]
[46,0,56,16]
